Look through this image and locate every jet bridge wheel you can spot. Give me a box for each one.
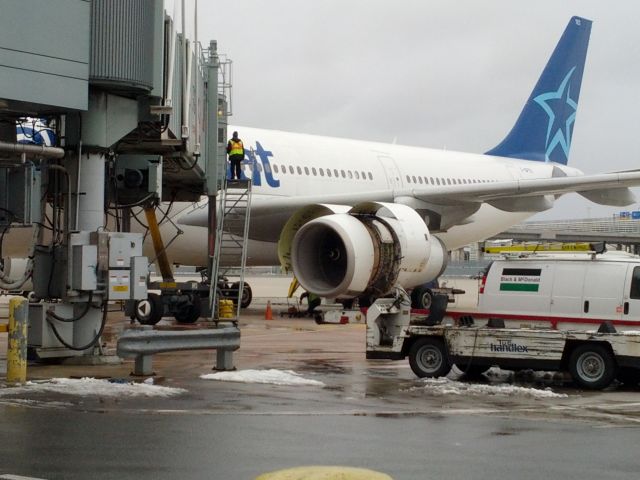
[135,293,164,325]
[408,337,451,378]
[568,344,617,390]
[174,294,202,324]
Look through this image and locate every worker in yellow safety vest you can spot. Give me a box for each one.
[226,131,245,180]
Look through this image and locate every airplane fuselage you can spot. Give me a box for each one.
[165,125,583,267]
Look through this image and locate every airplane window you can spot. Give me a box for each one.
[418,177,423,184]
[368,172,373,180]
[327,169,332,177]
[354,171,359,179]
[296,166,302,175]
[341,170,346,178]
[264,163,271,173]
[289,165,294,174]
[429,177,434,184]
[273,164,279,174]
[406,175,411,183]
[348,171,353,179]
[304,167,309,175]
[278,165,284,174]
[312,167,317,176]
[256,163,263,172]
[334,169,339,177]
[361,171,366,179]
[320,168,325,177]
[436,178,440,185]
[412,175,417,183]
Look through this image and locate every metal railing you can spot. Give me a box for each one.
[506,217,640,235]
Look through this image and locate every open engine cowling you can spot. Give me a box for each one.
[278,202,447,299]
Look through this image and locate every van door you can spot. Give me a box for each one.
[621,264,640,325]
[581,262,627,322]
[550,262,586,319]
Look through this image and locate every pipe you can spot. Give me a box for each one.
[0,140,64,159]
[143,207,174,282]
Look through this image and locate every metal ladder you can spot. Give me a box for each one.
[209,178,252,323]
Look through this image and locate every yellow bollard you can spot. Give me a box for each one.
[219,299,234,319]
[7,297,28,384]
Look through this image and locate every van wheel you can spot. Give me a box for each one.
[569,344,617,390]
[408,338,451,378]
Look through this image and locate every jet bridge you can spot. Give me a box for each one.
[0,0,234,361]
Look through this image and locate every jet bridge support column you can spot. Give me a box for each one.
[72,152,107,350]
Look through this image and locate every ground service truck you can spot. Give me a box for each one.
[366,251,640,390]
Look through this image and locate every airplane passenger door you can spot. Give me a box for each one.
[377,155,403,191]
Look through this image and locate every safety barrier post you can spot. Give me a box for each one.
[7,297,28,384]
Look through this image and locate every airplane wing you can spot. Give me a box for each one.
[404,169,640,207]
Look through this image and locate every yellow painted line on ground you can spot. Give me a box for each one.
[255,466,393,480]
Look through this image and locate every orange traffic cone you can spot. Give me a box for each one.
[265,300,273,320]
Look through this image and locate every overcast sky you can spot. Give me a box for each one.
[181,1,640,220]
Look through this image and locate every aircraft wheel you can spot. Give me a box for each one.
[411,285,433,309]
[231,282,252,309]
[408,337,451,378]
[135,293,164,325]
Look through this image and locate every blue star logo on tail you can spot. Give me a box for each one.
[533,66,578,162]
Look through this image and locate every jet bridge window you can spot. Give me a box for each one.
[630,266,640,300]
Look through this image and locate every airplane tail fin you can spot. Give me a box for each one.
[485,16,592,165]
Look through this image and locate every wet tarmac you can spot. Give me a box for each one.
[1,297,640,478]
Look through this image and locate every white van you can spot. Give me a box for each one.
[478,251,640,331]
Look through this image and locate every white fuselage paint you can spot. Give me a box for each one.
[161,126,582,268]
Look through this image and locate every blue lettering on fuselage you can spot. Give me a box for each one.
[239,141,280,188]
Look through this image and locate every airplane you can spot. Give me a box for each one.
[157,16,640,309]
[10,17,640,314]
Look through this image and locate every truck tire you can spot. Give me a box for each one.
[408,337,451,378]
[135,293,164,325]
[411,285,433,309]
[569,344,617,390]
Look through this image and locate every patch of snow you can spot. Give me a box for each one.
[0,377,186,398]
[201,369,325,387]
[411,377,568,399]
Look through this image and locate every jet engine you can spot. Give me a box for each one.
[279,202,447,299]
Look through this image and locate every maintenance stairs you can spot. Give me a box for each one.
[209,178,252,324]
